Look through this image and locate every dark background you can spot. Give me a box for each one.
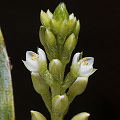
[0,0,120,120]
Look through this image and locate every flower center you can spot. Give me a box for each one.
[79,58,88,66]
[31,54,38,61]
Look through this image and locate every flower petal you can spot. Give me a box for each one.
[22,60,38,72]
[38,48,47,62]
[26,51,38,61]
[79,65,93,77]
[23,51,40,72]
[72,52,82,65]
[84,57,94,66]
[89,68,97,76]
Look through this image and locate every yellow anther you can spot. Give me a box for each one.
[31,57,34,60]
[83,61,88,66]
[31,54,37,60]
[79,60,81,63]
[83,58,87,61]
[83,58,88,66]
[32,54,36,56]
[34,56,37,59]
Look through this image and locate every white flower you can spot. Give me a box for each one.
[72,52,96,77]
[23,48,47,72]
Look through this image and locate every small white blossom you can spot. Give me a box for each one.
[72,52,96,77]
[23,48,46,72]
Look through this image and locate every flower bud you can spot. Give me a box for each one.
[50,19,59,34]
[67,77,88,96]
[71,112,90,120]
[40,10,50,28]
[49,59,62,75]
[64,33,77,54]
[31,110,47,120]
[73,20,80,37]
[45,29,58,59]
[68,17,77,34]
[69,13,75,20]
[39,26,53,60]
[57,20,68,45]
[52,95,69,113]
[45,29,56,49]
[31,72,49,95]
[39,26,46,46]
[47,9,53,19]
[53,2,69,23]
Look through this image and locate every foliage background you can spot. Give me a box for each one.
[0,0,120,120]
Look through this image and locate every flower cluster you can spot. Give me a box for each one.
[23,3,96,120]
[39,3,80,64]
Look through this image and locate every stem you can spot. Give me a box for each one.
[50,66,65,98]
[61,64,66,82]
[60,71,77,94]
[58,44,63,60]
[51,82,61,98]
[51,112,64,120]
[67,92,76,104]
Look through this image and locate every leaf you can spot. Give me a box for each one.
[0,28,15,120]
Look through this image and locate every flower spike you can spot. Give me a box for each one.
[22,2,97,120]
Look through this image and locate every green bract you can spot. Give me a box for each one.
[22,2,97,120]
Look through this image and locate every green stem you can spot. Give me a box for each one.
[58,44,63,60]
[60,71,77,94]
[50,65,66,99]
[51,82,61,98]
[51,112,64,120]
[0,29,15,120]
[67,92,76,104]
[61,64,66,82]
